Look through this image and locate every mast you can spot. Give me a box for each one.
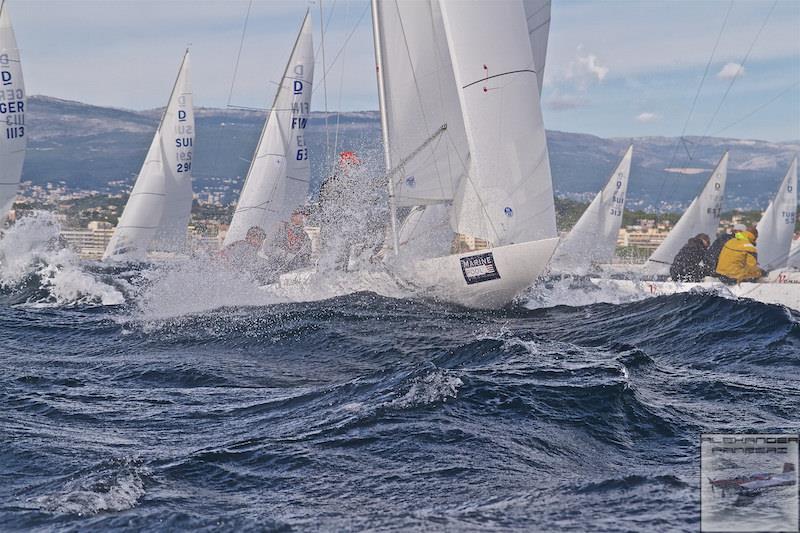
[371,0,399,256]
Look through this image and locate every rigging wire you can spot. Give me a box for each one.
[209,0,254,180]
[653,0,733,215]
[319,0,330,171]
[695,0,779,149]
[710,81,800,136]
[332,1,352,161]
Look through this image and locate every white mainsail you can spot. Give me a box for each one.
[224,11,314,246]
[756,157,798,271]
[644,151,729,275]
[440,0,557,245]
[103,51,194,261]
[0,0,26,218]
[549,145,633,273]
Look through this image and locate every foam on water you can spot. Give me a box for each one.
[0,213,124,306]
[34,458,148,517]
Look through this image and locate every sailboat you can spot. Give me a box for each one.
[103,50,194,261]
[755,157,798,271]
[548,145,633,274]
[587,153,800,313]
[371,0,559,309]
[0,0,26,220]
[642,151,729,275]
[224,11,314,249]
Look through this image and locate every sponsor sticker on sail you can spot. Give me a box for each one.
[460,252,501,285]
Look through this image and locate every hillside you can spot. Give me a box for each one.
[22,95,799,211]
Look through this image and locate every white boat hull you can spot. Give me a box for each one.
[398,237,560,309]
[266,237,559,310]
[588,275,800,313]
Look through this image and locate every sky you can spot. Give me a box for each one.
[7,0,800,142]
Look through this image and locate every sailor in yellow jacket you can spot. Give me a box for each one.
[714,227,766,283]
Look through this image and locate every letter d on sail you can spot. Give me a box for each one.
[293,80,303,95]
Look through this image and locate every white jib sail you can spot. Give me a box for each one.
[644,151,729,275]
[440,0,557,246]
[756,157,798,271]
[224,11,314,246]
[0,0,26,218]
[103,51,194,261]
[549,145,633,273]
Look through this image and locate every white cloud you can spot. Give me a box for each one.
[576,54,609,82]
[636,112,660,123]
[563,51,610,90]
[717,62,745,80]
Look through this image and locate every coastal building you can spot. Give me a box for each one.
[60,221,115,260]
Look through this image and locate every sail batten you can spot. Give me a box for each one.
[757,157,798,270]
[0,0,27,218]
[104,51,194,261]
[225,11,314,246]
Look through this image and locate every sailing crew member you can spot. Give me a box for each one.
[220,225,268,271]
[316,151,365,270]
[670,233,712,282]
[715,227,766,283]
[706,223,746,274]
[272,209,312,271]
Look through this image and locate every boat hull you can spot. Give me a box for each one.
[588,276,800,313]
[399,237,560,309]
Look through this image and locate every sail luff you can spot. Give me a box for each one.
[0,0,27,218]
[756,157,798,270]
[645,151,729,274]
[225,11,314,246]
[549,145,633,272]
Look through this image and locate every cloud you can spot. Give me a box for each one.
[564,52,610,90]
[575,54,609,82]
[636,112,660,123]
[545,93,590,111]
[717,62,745,80]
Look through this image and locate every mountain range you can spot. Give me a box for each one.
[22,95,800,211]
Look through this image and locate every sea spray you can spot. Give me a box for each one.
[0,212,124,306]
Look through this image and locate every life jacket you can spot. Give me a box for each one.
[715,231,763,282]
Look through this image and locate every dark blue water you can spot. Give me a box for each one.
[2,264,800,530]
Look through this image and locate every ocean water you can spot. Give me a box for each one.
[2,216,799,532]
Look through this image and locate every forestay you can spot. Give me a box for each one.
[440,0,557,246]
[0,0,26,218]
[372,0,468,208]
[225,12,314,246]
[644,152,729,275]
[103,51,194,261]
[756,157,798,270]
[549,145,633,273]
